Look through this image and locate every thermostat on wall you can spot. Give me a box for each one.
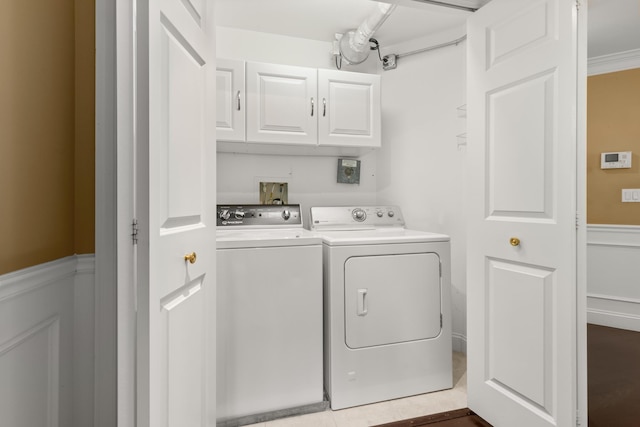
[601,151,632,169]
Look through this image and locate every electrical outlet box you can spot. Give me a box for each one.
[337,159,361,184]
[260,182,288,205]
[382,54,397,71]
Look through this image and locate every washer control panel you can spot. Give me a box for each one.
[217,204,302,227]
[310,206,404,230]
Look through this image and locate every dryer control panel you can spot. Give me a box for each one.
[310,206,405,230]
[217,204,302,227]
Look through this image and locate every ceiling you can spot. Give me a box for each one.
[215,0,640,58]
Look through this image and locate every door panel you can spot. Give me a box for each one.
[344,253,441,349]
[163,276,205,426]
[488,70,554,219]
[487,1,554,67]
[161,18,205,227]
[467,0,582,426]
[487,259,553,412]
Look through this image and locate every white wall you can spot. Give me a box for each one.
[376,26,468,351]
[216,26,380,224]
[217,152,378,226]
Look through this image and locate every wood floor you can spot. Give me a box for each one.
[374,408,490,427]
[378,324,640,427]
[588,324,640,427]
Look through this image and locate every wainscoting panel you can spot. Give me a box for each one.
[0,255,95,427]
[587,225,640,331]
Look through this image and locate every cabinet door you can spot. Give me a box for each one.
[216,59,245,142]
[318,69,381,148]
[246,62,318,145]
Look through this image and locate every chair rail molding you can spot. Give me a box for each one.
[0,254,96,427]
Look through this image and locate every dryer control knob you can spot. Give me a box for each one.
[282,210,291,220]
[388,210,395,218]
[376,211,383,218]
[352,208,366,222]
[234,210,245,220]
[219,209,231,220]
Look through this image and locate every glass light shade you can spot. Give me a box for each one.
[339,31,370,65]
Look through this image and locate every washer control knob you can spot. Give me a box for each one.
[219,209,231,220]
[234,210,245,220]
[282,210,291,220]
[352,208,366,222]
[376,211,384,218]
[388,210,395,218]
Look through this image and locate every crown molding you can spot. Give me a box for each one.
[588,49,640,76]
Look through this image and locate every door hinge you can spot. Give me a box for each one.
[132,219,139,245]
[576,212,580,228]
[576,0,581,10]
[576,411,581,426]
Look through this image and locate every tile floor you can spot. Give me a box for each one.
[245,352,467,427]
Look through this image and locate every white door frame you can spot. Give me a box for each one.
[576,2,588,425]
[95,0,136,426]
[95,1,588,426]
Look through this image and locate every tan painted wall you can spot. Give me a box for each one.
[0,0,95,275]
[75,0,96,254]
[587,69,640,225]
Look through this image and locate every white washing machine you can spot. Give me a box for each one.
[216,204,325,425]
[310,206,453,410]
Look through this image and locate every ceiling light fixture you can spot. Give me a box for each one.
[338,2,397,66]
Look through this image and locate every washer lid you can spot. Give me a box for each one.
[319,228,450,246]
[216,228,321,249]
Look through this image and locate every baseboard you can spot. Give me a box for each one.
[452,332,467,354]
[587,294,640,332]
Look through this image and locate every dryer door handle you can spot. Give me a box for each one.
[357,289,368,316]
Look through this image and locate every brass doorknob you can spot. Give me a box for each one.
[510,237,520,247]
[184,252,197,264]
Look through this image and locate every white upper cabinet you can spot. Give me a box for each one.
[216,59,246,142]
[246,62,318,145]
[217,60,381,152]
[318,69,380,148]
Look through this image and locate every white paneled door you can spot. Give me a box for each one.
[466,0,585,426]
[136,0,216,426]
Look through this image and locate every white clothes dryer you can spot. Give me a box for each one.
[310,206,453,410]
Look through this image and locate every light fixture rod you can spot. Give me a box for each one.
[395,34,467,59]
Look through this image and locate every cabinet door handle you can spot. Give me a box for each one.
[323,98,326,117]
[310,97,314,116]
[236,91,241,111]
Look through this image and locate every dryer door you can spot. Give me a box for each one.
[344,252,441,349]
